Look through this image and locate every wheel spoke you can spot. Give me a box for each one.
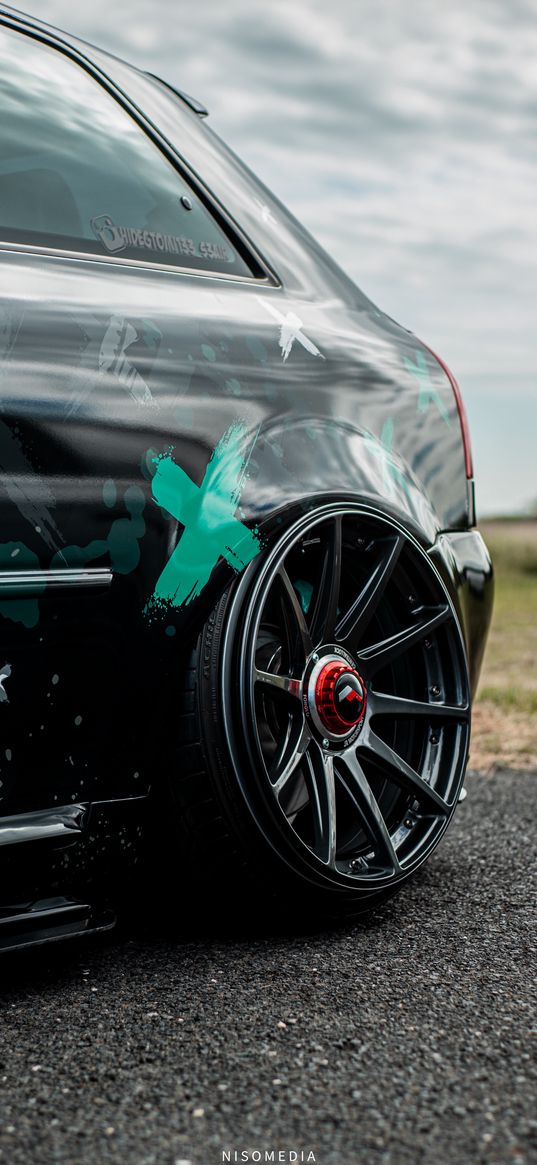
[254,668,303,701]
[368,690,469,719]
[243,507,469,886]
[309,515,342,646]
[356,604,450,675]
[336,749,400,872]
[270,719,311,796]
[277,566,313,665]
[304,744,337,866]
[335,534,404,651]
[359,728,450,815]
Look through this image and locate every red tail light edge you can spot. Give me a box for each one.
[420,341,474,479]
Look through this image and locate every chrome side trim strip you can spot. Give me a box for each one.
[0,804,87,846]
[0,567,112,595]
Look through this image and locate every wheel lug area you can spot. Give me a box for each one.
[315,660,367,735]
[303,647,367,746]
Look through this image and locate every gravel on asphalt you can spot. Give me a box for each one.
[0,769,535,1165]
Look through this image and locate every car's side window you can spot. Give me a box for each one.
[0,25,252,276]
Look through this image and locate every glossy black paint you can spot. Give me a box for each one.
[0,6,493,947]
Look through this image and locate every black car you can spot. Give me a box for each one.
[0,5,493,951]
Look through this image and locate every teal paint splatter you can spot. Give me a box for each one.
[53,485,146,574]
[364,418,411,498]
[0,542,44,628]
[141,448,159,482]
[146,421,263,615]
[225,378,242,397]
[102,479,117,509]
[404,350,451,424]
[294,578,313,615]
[0,482,146,629]
[201,344,216,362]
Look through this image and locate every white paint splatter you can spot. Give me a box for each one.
[258,298,325,362]
[99,316,158,407]
[0,663,11,705]
[254,198,277,226]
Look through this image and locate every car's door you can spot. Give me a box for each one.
[0,18,281,827]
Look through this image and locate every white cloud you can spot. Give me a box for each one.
[31,0,537,511]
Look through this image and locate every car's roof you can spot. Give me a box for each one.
[0,4,208,117]
[0,4,122,63]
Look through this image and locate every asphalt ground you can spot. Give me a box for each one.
[0,770,535,1165]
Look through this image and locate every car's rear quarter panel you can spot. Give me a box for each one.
[0,238,468,806]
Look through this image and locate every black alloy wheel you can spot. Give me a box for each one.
[170,504,471,921]
[220,505,470,895]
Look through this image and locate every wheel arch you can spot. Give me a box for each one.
[239,415,444,546]
[141,415,463,672]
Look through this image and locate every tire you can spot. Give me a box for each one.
[169,504,470,925]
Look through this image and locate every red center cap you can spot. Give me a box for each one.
[314,661,367,736]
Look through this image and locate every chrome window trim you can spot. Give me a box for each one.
[0,240,272,285]
[0,14,279,286]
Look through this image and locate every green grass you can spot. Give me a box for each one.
[472,519,537,768]
[478,685,537,714]
[481,522,537,577]
[478,520,537,705]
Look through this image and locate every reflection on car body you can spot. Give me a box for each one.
[0,5,493,952]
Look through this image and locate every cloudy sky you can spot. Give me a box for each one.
[29,0,537,513]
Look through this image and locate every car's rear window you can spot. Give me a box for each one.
[0,24,253,277]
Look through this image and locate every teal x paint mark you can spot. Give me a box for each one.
[147,421,262,614]
[404,349,451,424]
[364,418,410,498]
